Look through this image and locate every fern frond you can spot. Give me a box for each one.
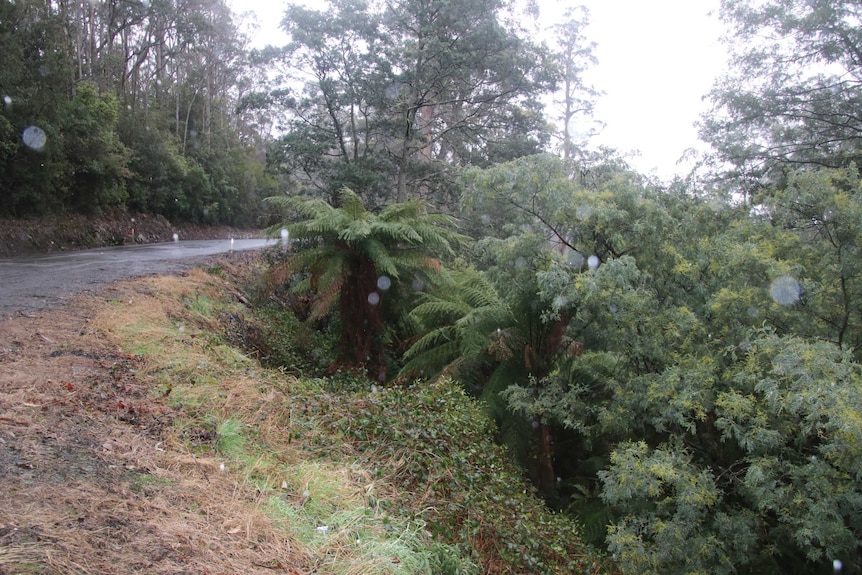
[337,187,368,220]
[338,218,372,243]
[308,264,345,321]
[410,299,470,324]
[401,326,459,360]
[398,340,461,380]
[363,238,399,278]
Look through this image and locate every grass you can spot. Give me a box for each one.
[86,256,611,575]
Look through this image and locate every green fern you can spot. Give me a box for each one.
[263,187,468,376]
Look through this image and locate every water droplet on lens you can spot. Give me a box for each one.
[385,83,399,99]
[3,95,11,107]
[377,275,391,290]
[609,304,618,314]
[367,292,380,305]
[553,295,567,309]
[515,257,526,268]
[770,275,801,305]
[22,126,46,151]
[566,249,584,268]
[587,255,599,270]
[411,278,425,292]
[576,205,592,220]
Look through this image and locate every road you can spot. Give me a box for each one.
[0,239,277,316]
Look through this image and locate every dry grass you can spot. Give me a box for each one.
[1,253,454,575]
[0,258,309,574]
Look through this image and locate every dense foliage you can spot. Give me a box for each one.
[0,0,275,223]
[6,0,862,572]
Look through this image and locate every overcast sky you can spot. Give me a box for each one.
[233,0,729,180]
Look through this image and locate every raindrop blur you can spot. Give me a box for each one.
[367,292,380,305]
[587,255,600,270]
[747,306,759,318]
[172,233,179,242]
[2,95,11,107]
[553,295,567,309]
[566,249,584,269]
[377,275,391,291]
[609,304,618,314]
[531,420,539,429]
[411,277,425,292]
[739,340,751,352]
[480,214,491,225]
[230,238,234,252]
[515,256,526,268]
[823,208,835,222]
[770,275,801,306]
[22,126,46,151]
[576,204,592,220]
[834,559,843,573]
[178,325,185,333]
[38,65,48,76]
[280,228,289,245]
[384,83,399,99]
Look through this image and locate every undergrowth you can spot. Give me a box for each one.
[91,254,611,575]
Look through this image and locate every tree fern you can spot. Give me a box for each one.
[263,187,468,378]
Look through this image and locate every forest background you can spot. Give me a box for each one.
[3,0,862,573]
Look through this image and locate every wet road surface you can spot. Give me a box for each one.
[0,239,276,316]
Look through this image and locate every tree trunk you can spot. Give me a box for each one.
[533,420,556,498]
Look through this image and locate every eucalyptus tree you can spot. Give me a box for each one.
[265,0,559,206]
[700,0,862,191]
[549,6,600,159]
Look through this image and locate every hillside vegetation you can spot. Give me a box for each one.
[0,251,608,574]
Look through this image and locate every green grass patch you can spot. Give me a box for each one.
[92,262,609,575]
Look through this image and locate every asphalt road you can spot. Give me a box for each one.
[0,239,276,316]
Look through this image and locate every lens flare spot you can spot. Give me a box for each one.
[770,275,801,305]
[566,249,584,269]
[22,126,46,151]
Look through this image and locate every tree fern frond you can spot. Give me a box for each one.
[378,199,425,221]
[402,326,459,360]
[398,340,461,380]
[363,238,399,278]
[337,187,368,220]
[411,299,471,324]
[309,267,345,321]
[370,220,424,245]
[339,218,373,243]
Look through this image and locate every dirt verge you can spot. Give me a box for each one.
[0,210,260,259]
[0,254,301,575]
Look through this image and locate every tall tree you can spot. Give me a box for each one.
[700,0,862,191]
[549,6,600,160]
[265,0,558,206]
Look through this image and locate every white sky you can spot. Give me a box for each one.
[233,0,729,180]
